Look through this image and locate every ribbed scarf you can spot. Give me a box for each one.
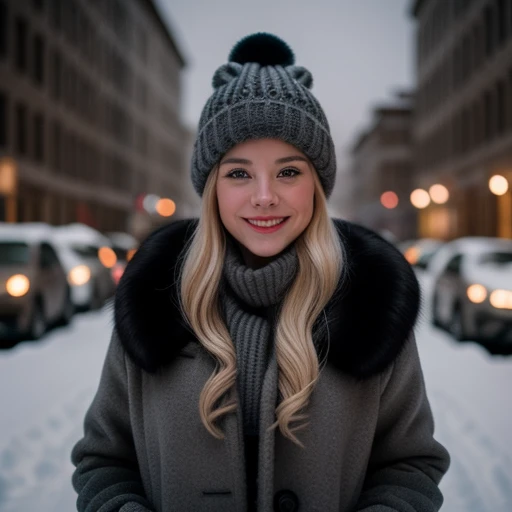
[220,236,298,435]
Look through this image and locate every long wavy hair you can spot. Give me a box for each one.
[178,165,344,446]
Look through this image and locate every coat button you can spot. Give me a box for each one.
[274,490,299,512]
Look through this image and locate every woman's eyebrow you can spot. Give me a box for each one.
[219,155,308,166]
[220,157,252,166]
[275,156,309,164]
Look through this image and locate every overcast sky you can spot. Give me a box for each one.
[154,0,416,169]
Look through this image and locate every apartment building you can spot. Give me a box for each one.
[0,0,188,231]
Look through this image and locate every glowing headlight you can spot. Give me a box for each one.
[68,265,91,286]
[489,289,512,310]
[6,274,30,297]
[467,284,487,304]
[98,246,117,268]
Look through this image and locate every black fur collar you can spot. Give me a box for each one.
[114,219,420,379]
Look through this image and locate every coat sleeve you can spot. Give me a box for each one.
[354,333,450,512]
[71,330,155,512]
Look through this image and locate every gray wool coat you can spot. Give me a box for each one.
[71,219,450,512]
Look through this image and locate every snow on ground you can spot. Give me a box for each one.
[0,303,114,512]
[0,275,510,511]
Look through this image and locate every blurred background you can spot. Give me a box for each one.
[0,0,511,511]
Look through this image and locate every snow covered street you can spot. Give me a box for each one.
[0,274,511,512]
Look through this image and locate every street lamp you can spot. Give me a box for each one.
[429,184,449,204]
[410,189,430,209]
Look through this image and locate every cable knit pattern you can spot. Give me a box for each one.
[221,237,297,434]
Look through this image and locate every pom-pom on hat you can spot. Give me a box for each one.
[191,33,337,198]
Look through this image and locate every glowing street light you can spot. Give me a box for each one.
[489,175,509,196]
[380,191,399,209]
[429,184,449,204]
[410,189,431,209]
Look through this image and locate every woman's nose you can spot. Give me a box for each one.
[251,180,278,208]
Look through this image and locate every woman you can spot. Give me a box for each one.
[71,33,450,512]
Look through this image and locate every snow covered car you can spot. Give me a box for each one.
[399,238,444,270]
[0,223,73,340]
[430,237,512,348]
[52,224,117,310]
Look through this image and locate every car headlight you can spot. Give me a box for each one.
[6,274,30,297]
[68,265,91,286]
[467,284,487,304]
[489,289,512,310]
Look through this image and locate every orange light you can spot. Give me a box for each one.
[410,189,431,209]
[404,246,420,265]
[155,198,176,217]
[467,284,487,304]
[380,191,399,209]
[98,246,117,268]
[489,175,509,196]
[429,184,449,204]
[126,248,137,261]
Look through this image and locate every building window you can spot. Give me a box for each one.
[15,103,27,155]
[15,16,28,73]
[0,1,7,60]
[32,33,45,86]
[32,0,44,12]
[52,120,61,171]
[0,91,7,148]
[497,0,507,46]
[33,112,44,163]
[484,5,496,57]
[51,0,61,30]
[52,49,61,100]
[497,80,506,135]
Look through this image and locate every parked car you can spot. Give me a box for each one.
[0,223,73,340]
[52,224,116,310]
[105,232,138,285]
[399,238,444,270]
[430,237,512,349]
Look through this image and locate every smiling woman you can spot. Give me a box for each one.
[71,33,450,512]
[216,139,316,268]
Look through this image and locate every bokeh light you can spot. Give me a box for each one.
[489,175,509,196]
[380,191,399,209]
[429,184,449,204]
[410,189,431,209]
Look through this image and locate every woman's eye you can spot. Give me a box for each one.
[227,169,249,179]
[279,168,301,178]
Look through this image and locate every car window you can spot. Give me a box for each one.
[478,251,512,266]
[0,242,30,265]
[71,244,98,259]
[40,243,60,269]
[445,254,463,274]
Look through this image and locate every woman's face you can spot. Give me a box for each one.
[216,138,315,268]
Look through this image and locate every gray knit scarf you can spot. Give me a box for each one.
[221,236,298,436]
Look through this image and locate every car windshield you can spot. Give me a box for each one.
[0,242,30,265]
[71,244,99,260]
[478,251,512,267]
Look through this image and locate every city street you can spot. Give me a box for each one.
[0,274,511,512]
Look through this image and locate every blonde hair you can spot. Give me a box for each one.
[179,166,343,446]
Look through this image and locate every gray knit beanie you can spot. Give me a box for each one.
[191,33,337,198]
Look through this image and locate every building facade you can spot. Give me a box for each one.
[348,92,417,242]
[0,0,188,233]
[412,0,512,239]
